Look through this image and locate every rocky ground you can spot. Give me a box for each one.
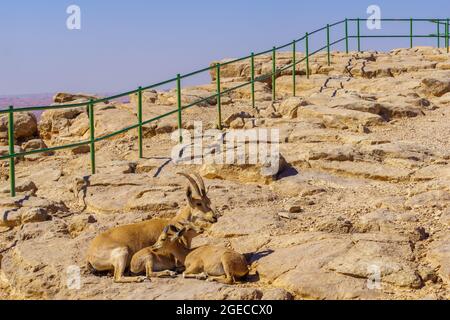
[0,46,449,300]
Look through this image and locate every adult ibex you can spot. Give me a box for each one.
[150,224,249,284]
[86,172,218,283]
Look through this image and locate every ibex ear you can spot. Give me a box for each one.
[186,186,195,207]
[176,227,187,238]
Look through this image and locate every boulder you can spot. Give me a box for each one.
[277,97,309,119]
[200,153,288,185]
[38,107,86,140]
[0,112,38,141]
[21,139,53,159]
[53,92,102,104]
[0,180,37,195]
[0,195,66,228]
[421,77,450,97]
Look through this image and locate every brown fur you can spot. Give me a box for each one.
[86,173,218,283]
[150,224,250,284]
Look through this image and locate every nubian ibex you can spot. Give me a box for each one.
[150,224,249,284]
[86,173,218,283]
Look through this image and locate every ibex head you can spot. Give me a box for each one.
[178,172,219,225]
[152,224,188,251]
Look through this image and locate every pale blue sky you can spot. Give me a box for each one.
[0,0,449,95]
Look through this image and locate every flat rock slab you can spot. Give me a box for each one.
[270,173,327,198]
[405,190,450,209]
[326,240,422,289]
[210,208,281,238]
[298,105,384,129]
[256,234,382,299]
[85,185,181,214]
[255,232,420,299]
[309,160,413,182]
[359,142,437,163]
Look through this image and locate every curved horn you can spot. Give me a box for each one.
[193,173,207,197]
[177,172,202,198]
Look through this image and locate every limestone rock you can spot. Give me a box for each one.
[256,234,380,299]
[224,112,254,127]
[210,208,279,238]
[421,77,450,97]
[21,139,53,159]
[308,160,412,182]
[0,180,37,195]
[427,234,450,284]
[200,154,288,185]
[326,240,422,289]
[298,105,384,129]
[71,145,90,155]
[53,92,102,104]
[38,107,86,140]
[0,112,38,141]
[277,97,309,119]
[0,145,23,164]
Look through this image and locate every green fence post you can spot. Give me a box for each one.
[250,52,255,109]
[438,20,441,48]
[8,106,15,197]
[305,33,310,79]
[410,18,413,48]
[177,74,183,143]
[327,24,331,66]
[292,40,296,97]
[216,63,222,130]
[445,19,450,53]
[88,100,96,174]
[137,86,143,159]
[272,46,276,101]
[357,18,361,52]
[345,18,349,54]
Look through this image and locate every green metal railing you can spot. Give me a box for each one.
[1,18,449,197]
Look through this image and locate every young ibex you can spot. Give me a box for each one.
[86,172,218,283]
[150,224,249,284]
[129,224,197,279]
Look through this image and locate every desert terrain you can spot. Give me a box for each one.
[0,46,449,300]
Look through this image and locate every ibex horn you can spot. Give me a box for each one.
[193,173,207,197]
[177,172,202,198]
